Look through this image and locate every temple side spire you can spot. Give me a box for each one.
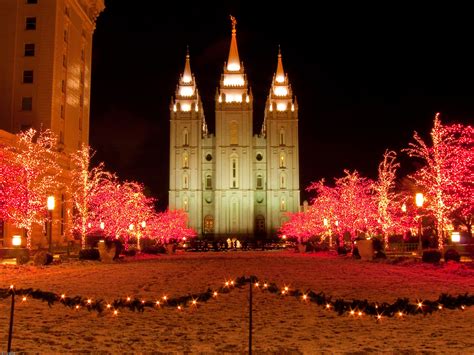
[227,15,240,71]
[182,46,192,83]
[276,46,285,83]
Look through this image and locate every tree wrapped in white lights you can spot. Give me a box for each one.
[4,129,60,249]
[373,150,401,246]
[404,113,473,249]
[69,144,114,249]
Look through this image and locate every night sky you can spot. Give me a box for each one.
[90,2,473,210]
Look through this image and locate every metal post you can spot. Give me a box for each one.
[48,210,53,253]
[418,216,422,254]
[249,278,253,355]
[7,290,15,352]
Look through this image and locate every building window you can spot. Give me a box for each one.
[183,174,188,189]
[205,153,212,161]
[230,121,238,145]
[79,115,82,130]
[230,156,238,188]
[23,70,33,83]
[204,215,214,234]
[280,197,286,211]
[256,174,263,189]
[280,173,286,189]
[80,70,84,83]
[182,152,188,168]
[24,43,35,56]
[183,197,188,212]
[25,17,36,30]
[60,104,64,118]
[280,128,286,145]
[206,175,212,189]
[64,29,68,42]
[65,6,69,16]
[26,0,38,4]
[63,54,67,67]
[21,97,32,111]
[279,152,286,168]
[255,215,265,234]
[61,80,65,93]
[183,129,188,146]
[256,153,263,161]
[81,48,85,61]
[80,94,84,107]
[59,131,64,144]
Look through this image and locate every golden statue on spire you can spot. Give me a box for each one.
[230,15,237,31]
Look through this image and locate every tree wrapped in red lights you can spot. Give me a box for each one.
[147,209,196,244]
[0,151,29,222]
[279,209,320,243]
[69,144,114,249]
[331,170,378,245]
[404,113,474,249]
[88,179,155,248]
[2,129,60,249]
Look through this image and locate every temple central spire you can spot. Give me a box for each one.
[227,15,240,71]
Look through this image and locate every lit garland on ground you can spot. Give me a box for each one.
[1,277,473,319]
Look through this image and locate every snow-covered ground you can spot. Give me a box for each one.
[1,251,473,353]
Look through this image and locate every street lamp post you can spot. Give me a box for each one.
[47,195,55,253]
[138,221,146,251]
[401,203,407,253]
[415,193,424,254]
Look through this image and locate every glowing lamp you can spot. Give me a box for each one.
[281,234,287,239]
[401,203,407,212]
[246,95,249,103]
[269,104,273,112]
[141,221,146,228]
[323,218,328,226]
[100,222,105,230]
[415,193,424,208]
[47,195,55,210]
[129,224,134,231]
[12,235,22,247]
[291,103,295,112]
[276,75,285,83]
[218,95,222,103]
[173,104,177,112]
[451,231,460,243]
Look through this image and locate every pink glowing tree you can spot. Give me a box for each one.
[3,129,60,249]
[0,151,29,222]
[147,209,196,244]
[88,179,155,247]
[404,113,474,249]
[332,170,377,244]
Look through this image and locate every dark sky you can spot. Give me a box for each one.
[90,2,473,210]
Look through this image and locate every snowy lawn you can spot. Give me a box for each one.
[1,251,474,353]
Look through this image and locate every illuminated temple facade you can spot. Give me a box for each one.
[169,19,300,239]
